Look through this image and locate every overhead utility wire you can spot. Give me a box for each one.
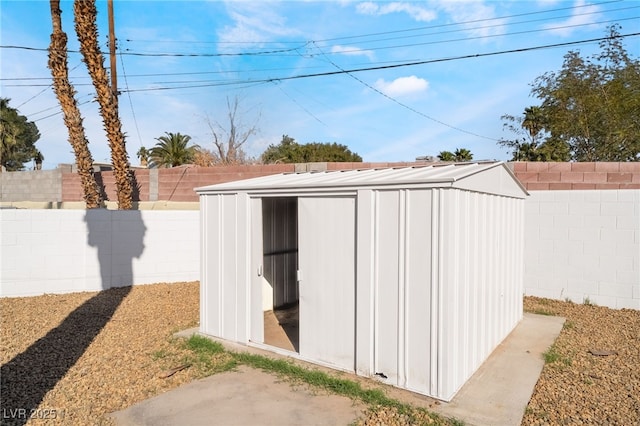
[319,7,640,47]
[101,16,639,58]
[118,47,144,148]
[4,5,633,59]
[123,0,623,45]
[84,15,640,58]
[315,0,624,42]
[311,42,497,141]
[119,32,640,93]
[317,16,639,56]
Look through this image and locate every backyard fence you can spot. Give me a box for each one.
[0,209,199,297]
[1,162,638,310]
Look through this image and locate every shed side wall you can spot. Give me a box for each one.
[438,190,524,400]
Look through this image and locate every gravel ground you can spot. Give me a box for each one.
[1,282,200,426]
[522,297,640,425]
[1,283,638,425]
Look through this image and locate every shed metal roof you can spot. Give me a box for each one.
[195,161,528,198]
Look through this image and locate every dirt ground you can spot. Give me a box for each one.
[1,283,639,425]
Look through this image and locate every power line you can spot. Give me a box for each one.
[2,5,635,60]
[313,0,626,43]
[312,42,498,142]
[271,81,327,127]
[314,16,639,55]
[119,48,144,148]
[117,32,640,93]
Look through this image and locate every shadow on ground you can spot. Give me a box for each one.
[0,209,145,426]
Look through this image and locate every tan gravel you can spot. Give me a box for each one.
[522,297,640,425]
[1,282,200,425]
[2,284,639,426]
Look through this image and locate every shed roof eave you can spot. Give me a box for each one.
[195,178,461,195]
[194,161,528,198]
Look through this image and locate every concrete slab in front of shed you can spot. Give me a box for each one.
[110,365,365,426]
[430,313,565,426]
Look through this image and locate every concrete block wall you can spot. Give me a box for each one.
[511,162,640,190]
[0,169,63,202]
[62,169,151,202]
[0,209,199,297]
[522,188,639,309]
[3,162,428,204]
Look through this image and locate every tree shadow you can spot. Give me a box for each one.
[0,209,146,425]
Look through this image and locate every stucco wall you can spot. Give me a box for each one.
[0,209,199,297]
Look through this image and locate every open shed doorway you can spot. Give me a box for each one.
[261,197,299,352]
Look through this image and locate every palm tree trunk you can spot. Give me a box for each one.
[48,0,102,208]
[74,0,132,209]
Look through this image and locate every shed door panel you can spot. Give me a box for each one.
[298,197,355,370]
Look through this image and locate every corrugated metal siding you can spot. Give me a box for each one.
[262,197,298,308]
[437,190,523,400]
[360,188,523,401]
[199,193,250,343]
[298,197,356,370]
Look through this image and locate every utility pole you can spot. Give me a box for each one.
[107,0,117,97]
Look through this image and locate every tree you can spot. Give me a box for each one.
[74,0,133,209]
[529,25,640,161]
[136,146,149,167]
[261,135,362,163]
[192,148,216,167]
[47,0,102,208]
[149,132,199,167]
[437,148,473,162]
[206,96,258,164]
[0,99,41,172]
[499,109,571,161]
[454,148,473,162]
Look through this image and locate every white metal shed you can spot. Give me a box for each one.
[195,162,528,401]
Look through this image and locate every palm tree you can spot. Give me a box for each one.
[48,0,101,208]
[150,132,199,167]
[136,146,149,167]
[522,106,546,145]
[437,151,456,161]
[454,148,473,162]
[438,148,474,162]
[74,0,132,209]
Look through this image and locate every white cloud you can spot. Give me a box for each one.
[356,2,437,22]
[218,2,300,48]
[374,75,429,97]
[434,0,507,38]
[541,0,601,36]
[331,45,375,60]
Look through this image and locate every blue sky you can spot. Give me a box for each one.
[1,0,638,169]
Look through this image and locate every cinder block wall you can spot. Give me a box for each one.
[511,162,640,190]
[522,190,639,309]
[0,169,63,202]
[0,209,199,297]
[510,162,640,309]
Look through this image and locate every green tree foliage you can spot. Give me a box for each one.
[501,25,639,161]
[0,98,41,171]
[499,108,570,161]
[261,135,362,163]
[149,132,199,167]
[437,148,473,162]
